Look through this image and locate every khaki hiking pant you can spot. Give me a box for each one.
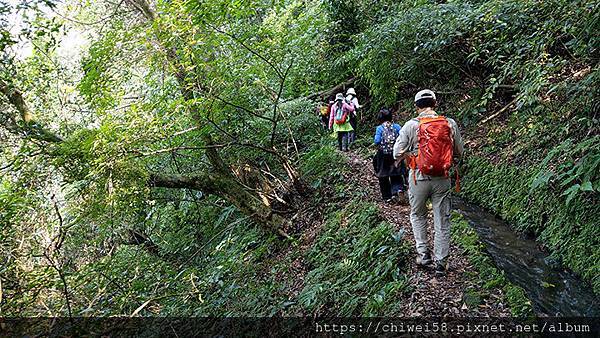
[408,176,452,263]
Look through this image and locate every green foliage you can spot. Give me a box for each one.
[79,29,127,112]
[59,140,413,316]
[263,0,334,96]
[0,180,25,314]
[298,201,410,316]
[335,0,600,299]
[59,199,278,316]
[347,0,598,112]
[451,213,533,317]
[300,140,347,188]
[532,136,600,204]
[0,179,57,315]
[349,1,475,105]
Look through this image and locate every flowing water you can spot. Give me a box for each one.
[453,198,599,317]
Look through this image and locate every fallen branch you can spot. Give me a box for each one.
[480,98,517,124]
[0,79,64,143]
[172,126,198,137]
[131,144,228,157]
[130,293,185,317]
[292,78,355,103]
[251,77,356,115]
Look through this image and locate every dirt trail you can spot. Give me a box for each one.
[345,150,512,317]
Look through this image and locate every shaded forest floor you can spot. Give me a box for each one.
[267,141,528,317]
[341,149,512,317]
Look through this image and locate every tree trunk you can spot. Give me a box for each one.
[0,79,64,143]
[126,0,293,235]
[149,169,288,234]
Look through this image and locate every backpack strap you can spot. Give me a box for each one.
[455,167,461,193]
[406,154,418,185]
[413,169,417,185]
[406,119,418,185]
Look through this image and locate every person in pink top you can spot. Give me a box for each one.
[329,93,355,151]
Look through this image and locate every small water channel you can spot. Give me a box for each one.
[453,198,599,317]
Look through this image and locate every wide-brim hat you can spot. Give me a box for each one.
[335,93,344,101]
[346,87,356,96]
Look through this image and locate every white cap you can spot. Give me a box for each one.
[335,93,344,101]
[414,89,436,102]
[346,88,356,96]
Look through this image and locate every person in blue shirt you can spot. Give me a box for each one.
[373,109,407,202]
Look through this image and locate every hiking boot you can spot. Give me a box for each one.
[415,252,432,266]
[435,261,447,276]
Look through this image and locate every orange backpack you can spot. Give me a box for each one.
[407,116,460,191]
[334,105,348,125]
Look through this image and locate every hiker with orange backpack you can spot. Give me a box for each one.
[329,93,355,151]
[393,89,464,276]
[373,109,406,203]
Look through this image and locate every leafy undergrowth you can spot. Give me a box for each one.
[64,141,413,316]
[451,213,533,317]
[297,201,410,316]
[288,142,412,316]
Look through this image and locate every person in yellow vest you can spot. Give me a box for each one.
[329,93,355,151]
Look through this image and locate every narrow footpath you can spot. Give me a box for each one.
[345,150,512,317]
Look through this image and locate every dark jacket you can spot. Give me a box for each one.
[373,122,405,178]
